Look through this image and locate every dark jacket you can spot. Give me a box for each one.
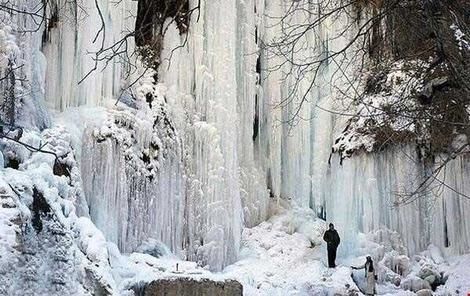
[323,229,340,247]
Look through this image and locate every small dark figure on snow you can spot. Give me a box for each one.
[323,223,340,268]
[351,256,377,295]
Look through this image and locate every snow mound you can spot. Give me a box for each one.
[332,60,427,161]
[225,204,360,295]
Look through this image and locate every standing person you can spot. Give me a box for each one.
[352,256,377,296]
[323,223,340,268]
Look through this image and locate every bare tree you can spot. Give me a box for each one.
[0,0,77,162]
[80,0,201,105]
[0,0,52,33]
[0,60,58,165]
[0,0,201,162]
[263,0,470,204]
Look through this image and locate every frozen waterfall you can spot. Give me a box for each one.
[4,0,470,272]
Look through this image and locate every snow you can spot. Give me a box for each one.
[81,205,470,295]
[451,24,470,51]
[225,204,470,296]
[41,0,139,110]
[110,246,221,293]
[0,127,107,295]
[80,74,186,256]
[1,0,470,294]
[332,60,428,160]
[0,26,20,68]
[223,205,359,295]
[437,254,470,295]
[75,217,109,264]
[1,146,470,296]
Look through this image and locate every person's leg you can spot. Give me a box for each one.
[327,246,334,267]
[331,246,337,267]
[327,246,331,267]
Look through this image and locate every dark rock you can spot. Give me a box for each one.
[416,289,433,296]
[53,158,71,178]
[132,278,243,296]
[31,187,51,233]
[135,0,189,47]
[419,76,449,104]
[6,156,19,169]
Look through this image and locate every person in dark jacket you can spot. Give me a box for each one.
[323,223,340,268]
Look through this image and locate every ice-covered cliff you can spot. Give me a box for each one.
[1,0,470,294]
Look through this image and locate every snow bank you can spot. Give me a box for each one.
[436,254,470,295]
[223,204,360,295]
[0,126,116,295]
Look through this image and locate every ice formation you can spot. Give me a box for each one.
[0,0,470,295]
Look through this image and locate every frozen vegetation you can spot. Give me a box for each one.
[0,0,469,295]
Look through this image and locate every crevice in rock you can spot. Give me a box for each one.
[443,205,450,248]
[135,0,190,70]
[5,156,20,169]
[252,94,259,141]
[41,2,59,46]
[53,156,71,178]
[31,187,51,233]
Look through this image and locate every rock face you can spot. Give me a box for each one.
[416,289,433,296]
[133,278,243,296]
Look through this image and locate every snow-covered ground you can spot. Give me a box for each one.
[228,204,470,296]
[225,205,359,295]
[95,202,359,295]
[99,201,470,295]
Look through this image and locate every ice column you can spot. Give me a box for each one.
[42,0,137,110]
